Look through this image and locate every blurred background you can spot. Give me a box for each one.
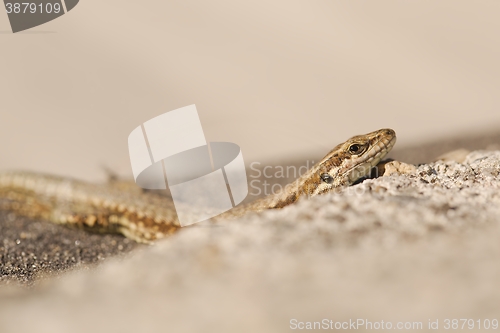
[1,0,499,182]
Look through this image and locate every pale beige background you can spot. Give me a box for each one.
[0,0,499,181]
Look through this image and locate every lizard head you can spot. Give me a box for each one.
[300,128,396,197]
[268,128,396,209]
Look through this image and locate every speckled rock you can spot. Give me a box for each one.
[0,151,499,333]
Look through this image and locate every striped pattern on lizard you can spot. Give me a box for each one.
[0,128,396,243]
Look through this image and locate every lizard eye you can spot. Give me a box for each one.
[320,173,334,184]
[348,144,362,155]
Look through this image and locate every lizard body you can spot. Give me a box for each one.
[0,128,396,242]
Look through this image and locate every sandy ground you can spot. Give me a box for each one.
[0,137,498,333]
[0,130,499,286]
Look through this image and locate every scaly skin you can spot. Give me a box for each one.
[0,128,396,242]
[227,128,396,215]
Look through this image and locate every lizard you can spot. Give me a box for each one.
[0,128,397,243]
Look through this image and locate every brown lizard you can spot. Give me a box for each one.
[0,128,396,243]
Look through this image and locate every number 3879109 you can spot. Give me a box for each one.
[5,3,62,14]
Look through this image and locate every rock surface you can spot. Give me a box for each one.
[0,150,499,333]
